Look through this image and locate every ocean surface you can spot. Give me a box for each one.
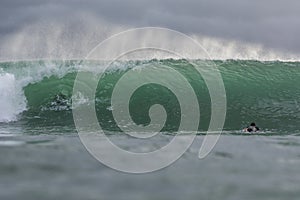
[1,59,300,199]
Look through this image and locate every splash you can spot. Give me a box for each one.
[0,14,299,61]
[0,72,26,122]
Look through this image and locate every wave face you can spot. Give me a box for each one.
[0,60,299,133]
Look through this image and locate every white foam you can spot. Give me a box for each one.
[0,61,87,123]
[0,72,27,122]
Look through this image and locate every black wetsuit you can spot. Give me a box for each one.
[247,126,259,132]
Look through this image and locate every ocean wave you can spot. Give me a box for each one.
[0,59,299,133]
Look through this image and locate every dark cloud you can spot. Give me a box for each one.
[0,0,300,54]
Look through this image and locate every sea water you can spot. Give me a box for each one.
[0,59,300,200]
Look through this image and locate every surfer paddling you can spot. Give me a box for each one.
[243,122,259,133]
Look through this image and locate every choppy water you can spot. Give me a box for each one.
[1,132,300,200]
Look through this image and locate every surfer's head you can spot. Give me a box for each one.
[250,122,256,126]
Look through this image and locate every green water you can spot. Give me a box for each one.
[1,59,300,199]
[1,59,299,132]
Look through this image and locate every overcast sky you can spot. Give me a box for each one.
[0,0,299,59]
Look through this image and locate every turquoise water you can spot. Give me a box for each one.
[1,59,300,132]
[1,59,300,199]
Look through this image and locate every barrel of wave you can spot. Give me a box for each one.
[0,72,27,122]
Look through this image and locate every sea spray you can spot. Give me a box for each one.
[0,72,26,122]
